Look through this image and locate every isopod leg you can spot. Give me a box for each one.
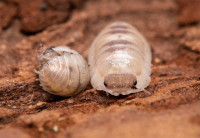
[95,86,120,96]
[124,88,151,95]
[34,69,39,74]
[143,89,151,95]
[37,43,44,56]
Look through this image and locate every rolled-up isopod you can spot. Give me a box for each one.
[36,46,89,97]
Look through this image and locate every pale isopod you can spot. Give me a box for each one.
[36,46,89,97]
[88,21,152,96]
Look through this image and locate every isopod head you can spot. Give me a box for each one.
[37,46,89,97]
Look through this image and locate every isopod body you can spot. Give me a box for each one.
[88,21,152,96]
[37,46,89,97]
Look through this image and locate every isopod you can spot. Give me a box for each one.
[36,46,89,97]
[88,21,152,96]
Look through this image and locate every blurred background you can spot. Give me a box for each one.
[0,0,200,137]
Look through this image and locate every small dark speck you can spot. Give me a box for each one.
[176,73,182,76]
[162,60,166,64]
[39,3,48,11]
[69,66,73,72]
[151,72,156,76]
[159,73,167,77]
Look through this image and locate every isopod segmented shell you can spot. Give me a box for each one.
[37,46,89,97]
[88,21,152,96]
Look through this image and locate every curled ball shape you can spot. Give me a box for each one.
[37,46,89,97]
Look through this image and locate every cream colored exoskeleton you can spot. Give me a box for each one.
[36,46,89,97]
[88,21,152,96]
